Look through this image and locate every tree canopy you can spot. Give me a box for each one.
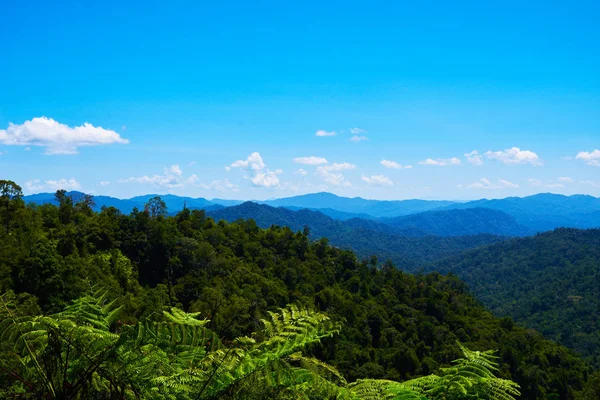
[0,190,598,398]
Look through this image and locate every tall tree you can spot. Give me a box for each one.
[145,196,167,218]
[55,189,74,224]
[0,180,23,234]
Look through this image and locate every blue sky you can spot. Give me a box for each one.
[1,1,599,200]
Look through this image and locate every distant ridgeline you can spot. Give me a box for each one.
[205,202,505,269]
[24,191,600,235]
[2,186,600,398]
[430,228,600,369]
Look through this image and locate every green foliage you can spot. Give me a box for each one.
[0,179,23,235]
[0,290,347,399]
[431,228,600,368]
[207,202,504,269]
[0,190,596,398]
[1,289,520,400]
[349,343,520,400]
[383,207,531,237]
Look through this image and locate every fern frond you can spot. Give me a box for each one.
[348,379,426,400]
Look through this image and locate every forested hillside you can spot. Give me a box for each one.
[432,228,600,368]
[383,208,531,237]
[207,202,503,268]
[2,187,599,398]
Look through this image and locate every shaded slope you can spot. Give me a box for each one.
[432,228,600,367]
[207,202,503,268]
[383,207,532,237]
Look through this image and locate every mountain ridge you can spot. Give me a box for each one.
[23,191,600,233]
[206,201,504,268]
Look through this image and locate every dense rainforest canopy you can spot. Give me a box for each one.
[0,185,599,398]
[430,228,600,368]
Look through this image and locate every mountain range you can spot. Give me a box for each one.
[24,191,600,235]
[206,201,504,270]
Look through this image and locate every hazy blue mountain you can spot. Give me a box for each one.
[24,191,600,232]
[342,217,428,236]
[24,191,217,214]
[444,193,600,232]
[24,191,141,213]
[382,207,532,237]
[207,202,502,268]
[260,192,456,218]
[282,206,377,221]
[129,194,214,211]
[209,198,245,207]
[22,192,60,205]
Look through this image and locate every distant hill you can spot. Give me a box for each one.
[382,207,532,237]
[207,202,502,268]
[282,206,377,221]
[24,191,600,232]
[431,228,600,367]
[23,191,220,214]
[209,198,244,207]
[444,193,600,232]
[129,194,215,211]
[268,193,600,230]
[24,191,141,213]
[260,192,456,218]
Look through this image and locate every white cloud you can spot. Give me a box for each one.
[251,171,280,188]
[419,157,461,166]
[580,180,600,188]
[464,150,483,165]
[350,135,369,142]
[186,174,199,184]
[350,127,367,134]
[457,178,519,189]
[557,176,574,183]
[24,180,44,193]
[318,162,356,172]
[188,161,197,166]
[228,152,265,170]
[498,179,519,188]
[316,162,356,187]
[46,178,82,191]
[24,178,82,193]
[167,164,183,176]
[226,152,281,188]
[362,174,394,187]
[575,149,600,166]
[294,156,329,165]
[200,179,238,192]
[380,159,412,169]
[295,168,308,177]
[0,150,5,155]
[118,164,191,189]
[0,117,129,154]
[528,178,564,188]
[485,147,542,165]
[315,129,336,137]
[100,181,110,186]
